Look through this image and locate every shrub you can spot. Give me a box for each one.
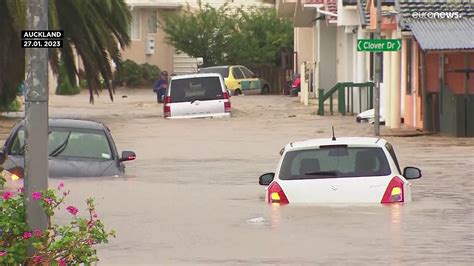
[56,61,80,95]
[114,59,161,87]
[0,179,115,265]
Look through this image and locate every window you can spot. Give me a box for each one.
[199,67,230,78]
[232,67,244,79]
[10,128,113,160]
[278,146,391,180]
[130,11,140,40]
[240,67,255,79]
[385,143,401,174]
[406,39,413,94]
[147,11,157,34]
[169,77,224,103]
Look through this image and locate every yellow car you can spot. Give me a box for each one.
[199,65,270,96]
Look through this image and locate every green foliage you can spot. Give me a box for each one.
[161,4,293,67]
[0,182,115,265]
[0,97,22,113]
[115,60,161,87]
[1,0,131,104]
[56,60,81,95]
[162,4,235,67]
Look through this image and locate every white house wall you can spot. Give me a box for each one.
[294,27,314,74]
[319,21,337,92]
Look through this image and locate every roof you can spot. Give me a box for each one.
[357,0,370,27]
[357,0,395,27]
[285,137,386,151]
[19,118,106,131]
[170,73,223,80]
[407,19,474,50]
[397,0,474,50]
[305,0,338,23]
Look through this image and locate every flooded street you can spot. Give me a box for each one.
[1,89,473,265]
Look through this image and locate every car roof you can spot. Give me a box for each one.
[171,73,223,80]
[200,66,230,69]
[19,118,107,131]
[284,137,387,151]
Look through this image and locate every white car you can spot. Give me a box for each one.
[259,137,422,204]
[164,73,231,119]
[356,109,386,124]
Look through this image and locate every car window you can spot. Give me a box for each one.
[385,142,401,174]
[170,77,224,103]
[232,67,244,79]
[279,147,391,180]
[10,128,113,160]
[240,67,255,79]
[199,67,229,78]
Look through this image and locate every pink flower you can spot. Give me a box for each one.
[32,192,42,200]
[66,205,78,215]
[87,239,94,246]
[0,251,6,257]
[17,187,24,193]
[58,182,64,190]
[58,258,67,266]
[33,229,42,238]
[44,197,53,205]
[2,191,13,200]
[23,231,32,239]
[33,255,44,264]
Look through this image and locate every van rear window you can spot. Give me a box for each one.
[170,77,224,103]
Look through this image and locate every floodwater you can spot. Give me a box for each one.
[1,89,473,265]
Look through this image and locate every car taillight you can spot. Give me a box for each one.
[267,182,289,205]
[223,92,231,113]
[164,96,171,117]
[381,176,404,203]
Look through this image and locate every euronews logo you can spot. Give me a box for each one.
[411,11,462,19]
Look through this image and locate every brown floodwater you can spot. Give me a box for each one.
[1,89,473,265]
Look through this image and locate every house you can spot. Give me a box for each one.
[123,0,275,75]
[278,0,374,112]
[396,0,474,137]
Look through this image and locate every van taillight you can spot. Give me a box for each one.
[381,176,404,203]
[267,182,289,205]
[223,92,231,113]
[164,96,171,117]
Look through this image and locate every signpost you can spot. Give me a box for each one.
[356,0,387,136]
[357,39,401,52]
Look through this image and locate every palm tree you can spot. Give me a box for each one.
[0,0,131,106]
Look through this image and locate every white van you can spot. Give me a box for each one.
[163,73,231,119]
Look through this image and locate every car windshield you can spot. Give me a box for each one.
[199,67,229,78]
[10,128,113,160]
[170,77,224,103]
[279,146,391,180]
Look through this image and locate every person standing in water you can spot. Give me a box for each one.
[153,71,169,103]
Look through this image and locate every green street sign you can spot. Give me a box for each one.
[357,39,401,52]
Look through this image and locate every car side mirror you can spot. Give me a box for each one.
[403,167,422,180]
[259,173,275,186]
[120,151,136,162]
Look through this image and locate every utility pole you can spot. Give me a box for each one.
[373,0,382,136]
[25,0,49,257]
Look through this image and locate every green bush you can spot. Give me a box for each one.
[56,60,80,95]
[114,59,161,87]
[0,97,22,113]
[56,80,80,95]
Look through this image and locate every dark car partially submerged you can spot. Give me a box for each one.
[0,118,136,178]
